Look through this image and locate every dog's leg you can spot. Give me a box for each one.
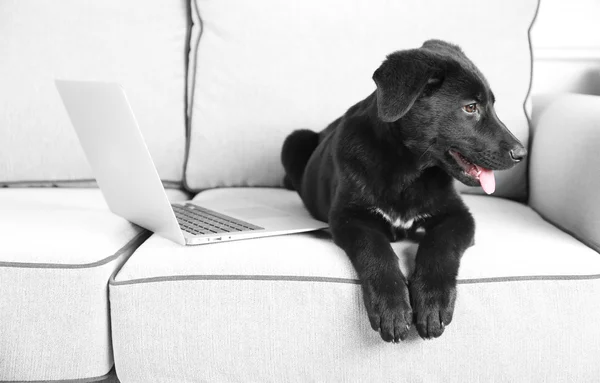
[331,212,412,343]
[409,209,475,339]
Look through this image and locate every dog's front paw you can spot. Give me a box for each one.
[362,274,413,343]
[410,276,457,339]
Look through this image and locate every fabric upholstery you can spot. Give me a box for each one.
[529,93,600,254]
[110,188,600,382]
[0,188,189,381]
[0,0,189,185]
[185,0,538,201]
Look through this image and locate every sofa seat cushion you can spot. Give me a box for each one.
[110,188,600,382]
[0,188,188,382]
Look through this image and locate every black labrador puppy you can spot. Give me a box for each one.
[281,39,527,342]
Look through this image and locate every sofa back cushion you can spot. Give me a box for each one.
[0,0,189,185]
[185,0,538,200]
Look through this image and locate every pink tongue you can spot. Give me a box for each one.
[479,168,496,195]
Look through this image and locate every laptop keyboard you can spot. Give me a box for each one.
[172,204,263,235]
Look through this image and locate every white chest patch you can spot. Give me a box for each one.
[372,208,429,230]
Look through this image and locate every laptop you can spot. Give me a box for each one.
[55,80,328,246]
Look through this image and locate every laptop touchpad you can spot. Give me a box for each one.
[225,206,290,220]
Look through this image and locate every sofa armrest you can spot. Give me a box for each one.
[529,93,600,253]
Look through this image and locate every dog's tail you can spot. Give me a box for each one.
[281,129,319,191]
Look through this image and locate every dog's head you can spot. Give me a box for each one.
[372,39,527,194]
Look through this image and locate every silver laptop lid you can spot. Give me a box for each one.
[55,80,185,245]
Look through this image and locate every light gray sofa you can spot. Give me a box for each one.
[1,1,599,382]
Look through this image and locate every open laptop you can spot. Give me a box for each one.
[55,80,328,246]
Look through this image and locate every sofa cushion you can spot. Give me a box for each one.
[110,188,600,382]
[185,0,538,200]
[530,93,600,254]
[0,188,188,382]
[0,0,189,185]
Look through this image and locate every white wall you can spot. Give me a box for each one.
[531,0,600,95]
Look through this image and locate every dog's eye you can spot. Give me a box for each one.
[463,103,478,114]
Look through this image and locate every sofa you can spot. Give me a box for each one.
[1,0,599,382]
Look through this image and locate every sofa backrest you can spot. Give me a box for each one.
[0,0,189,187]
[1,1,539,201]
[184,0,539,201]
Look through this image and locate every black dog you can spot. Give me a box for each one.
[281,39,526,342]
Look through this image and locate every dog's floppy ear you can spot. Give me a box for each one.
[373,49,443,122]
[421,39,464,56]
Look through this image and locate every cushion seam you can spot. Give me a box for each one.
[522,0,541,202]
[182,0,203,193]
[2,367,116,383]
[0,231,150,269]
[110,272,600,287]
[0,180,183,188]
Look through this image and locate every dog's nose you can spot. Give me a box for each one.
[509,147,527,162]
